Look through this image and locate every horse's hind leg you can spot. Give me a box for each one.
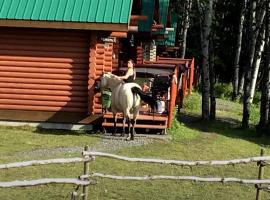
[131,107,140,140]
[126,115,133,140]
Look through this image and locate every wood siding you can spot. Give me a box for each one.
[0,28,90,121]
[88,33,114,115]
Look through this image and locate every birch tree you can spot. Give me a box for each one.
[249,28,265,103]
[232,0,247,100]
[171,0,193,58]
[258,0,270,135]
[242,0,266,128]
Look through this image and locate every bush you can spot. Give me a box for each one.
[214,83,233,100]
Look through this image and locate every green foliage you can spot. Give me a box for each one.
[214,83,233,100]
[182,91,201,112]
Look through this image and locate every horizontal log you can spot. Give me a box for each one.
[130,15,148,21]
[0,31,89,42]
[0,55,88,64]
[0,99,87,108]
[0,35,88,44]
[0,88,88,97]
[0,82,87,91]
[0,66,87,75]
[91,173,270,185]
[96,49,105,54]
[83,152,270,166]
[95,66,111,71]
[152,24,164,29]
[0,93,87,102]
[0,39,89,48]
[0,50,88,59]
[95,54,104,60]
[0,157,92,169]
[104,52,113,57]
[0,44,87,53]
[128,26,138,32]
[0,77,87,86]
[95,60,104,65]
[157,57,192,62]
[110,32,127,38]
[0,72,87,80]
[166,27,174,32]
[93,108,102,114]
[0,178,90,188]
[0,104,86,112]
[0,61,87,69]
[96,44,105,49]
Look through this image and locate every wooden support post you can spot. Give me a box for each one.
[71,191,78,200]
[255,148,265,200]
[82,146,90,200]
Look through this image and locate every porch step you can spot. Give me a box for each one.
[102,122,167,129]
[103,112,168,122]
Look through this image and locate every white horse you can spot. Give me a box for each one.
[98,73,157,140]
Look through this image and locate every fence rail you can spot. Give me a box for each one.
[88,173,270,184]
[84,151,270,166]
[0,148,269,200]
[0,178,90,188]
[0,157,92,169]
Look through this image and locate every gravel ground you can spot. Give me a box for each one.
[17,134,170,158]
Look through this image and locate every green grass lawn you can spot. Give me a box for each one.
[0,92,270,200]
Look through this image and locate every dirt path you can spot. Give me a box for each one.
[17,134,171,158]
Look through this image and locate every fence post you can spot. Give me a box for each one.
[82,145,90,200]
[255,148,265,200]
[71,191,78,200]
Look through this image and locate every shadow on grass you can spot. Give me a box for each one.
[176,111,270,147]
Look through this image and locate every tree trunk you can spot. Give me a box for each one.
[233,0,246,100]
[242,0,265,128]
[249,29,265,103]
[180,0,193,58]
[200,0,213,120]
[210,33,216,120]
[258,1,270,135]
[238,71,245,96]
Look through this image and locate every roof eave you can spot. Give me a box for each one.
[0,19,129,31]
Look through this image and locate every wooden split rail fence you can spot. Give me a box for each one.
[0,147,269,200]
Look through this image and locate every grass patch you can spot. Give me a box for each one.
[0,92,270,199]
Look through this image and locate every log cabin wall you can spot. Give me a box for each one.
[88,33,114,115]
[0,28,91,123]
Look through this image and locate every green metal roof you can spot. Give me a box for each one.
[138,0,155,32]
[157,0,169,34]
[0,0,133,24]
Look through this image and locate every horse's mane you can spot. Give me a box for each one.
[104,73,121,82]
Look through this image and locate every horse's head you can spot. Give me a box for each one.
[99,73,122,90]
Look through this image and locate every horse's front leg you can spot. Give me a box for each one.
[126,115,132,140]
[121,116,126,137]
[113,113,117,136]
[131,118,136,140]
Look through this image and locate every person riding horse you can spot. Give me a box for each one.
[118,59,136,83]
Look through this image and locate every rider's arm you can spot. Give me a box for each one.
[119,68,133,80]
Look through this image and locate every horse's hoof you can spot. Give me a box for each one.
[121,132,125,137]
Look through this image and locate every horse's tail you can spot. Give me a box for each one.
[131,87,157,110]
